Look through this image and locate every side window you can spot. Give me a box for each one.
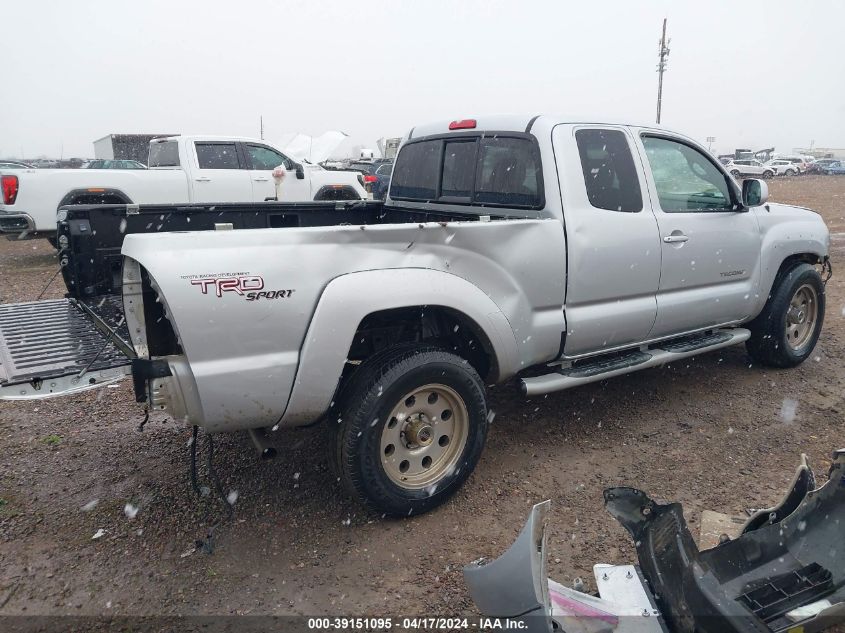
[246,144,293,170]
[641,136,733,212]
[375,164,392,176]
[475,137,540,207]
[441,140,476,199]
[390,140,440,200]
[195,143,240,169]
[149,141,180,167]
[575,129,643,212]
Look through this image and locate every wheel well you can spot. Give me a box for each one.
[345,306,497,381]
[313,185,361,201]
[58,188,132,208]
[768,254,825,295]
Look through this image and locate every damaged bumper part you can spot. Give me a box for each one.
[605,449,845,633]
[463,500,668,633]
[464,449,844,633]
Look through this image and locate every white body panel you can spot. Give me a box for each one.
[0,136,366,234]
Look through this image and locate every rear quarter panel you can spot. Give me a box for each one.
[122,219,567,432]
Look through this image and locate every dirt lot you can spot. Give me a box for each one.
[1,176,844,623]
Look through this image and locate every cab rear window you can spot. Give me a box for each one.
[390,135,542,209]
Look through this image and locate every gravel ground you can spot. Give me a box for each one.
[0,176,843,624]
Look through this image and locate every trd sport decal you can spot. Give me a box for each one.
[187,275,294,301]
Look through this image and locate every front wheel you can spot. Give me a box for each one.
[746,263,825,367]
[762,170,774,179]
[332,346,489,516]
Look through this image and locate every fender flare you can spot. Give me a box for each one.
[279,268,519,426]
[753,222,828,318]
[312,184,363,201]
[58,187,133,208]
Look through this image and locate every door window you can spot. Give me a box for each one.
[575,129,642,212]
[149,141,180,167]
[195,143,240,169]
[245,144,294,170]
[641,136,734,212]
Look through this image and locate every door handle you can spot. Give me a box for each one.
[253,177,269,182]
[663,234,689,243]
[194,177,211,182]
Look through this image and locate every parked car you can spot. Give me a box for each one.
[823,161,845,175]
[771,156,809,174]
[0,161,34,169]
[765,159,800,176]
[0,115,829,517]
[726,159,774,179]
[30,159,61,168]
[350,160,393,199]
[0,135,367,238]
[810,158,841,173]
[84,159,147,169]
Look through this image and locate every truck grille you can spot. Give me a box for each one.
[0,299,130,386]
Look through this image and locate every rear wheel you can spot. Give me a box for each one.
[332,345,489,516]
[746,263,825,367]
[785,168,796,176]
[762,170,774,179]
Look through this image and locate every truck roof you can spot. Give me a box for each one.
[409,115,671,139]
[151,135,268,144]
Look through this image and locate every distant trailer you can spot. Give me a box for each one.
[93,134,178,164]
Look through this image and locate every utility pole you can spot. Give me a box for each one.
[656,18,670,124]
[260,115,264,140]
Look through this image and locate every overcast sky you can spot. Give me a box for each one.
[2,0,844,159]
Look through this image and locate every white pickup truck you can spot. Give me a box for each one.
[0,115,830,518]
[0,135,367,239]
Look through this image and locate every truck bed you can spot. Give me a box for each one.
[2,200,494,400]
[58,200,487,298]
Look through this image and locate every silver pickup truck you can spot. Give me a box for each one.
[1,115,830,517]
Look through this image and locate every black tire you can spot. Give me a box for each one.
[762,170,773,179]
[746,263,825,367]
[332,345,489,516]
[785,169,796,176]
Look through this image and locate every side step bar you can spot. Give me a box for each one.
[521,328,751,396]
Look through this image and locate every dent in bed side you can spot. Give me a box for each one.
[278,268,520,427]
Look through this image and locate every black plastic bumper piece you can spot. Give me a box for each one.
[131,358,171,403]
[604,449,845,633]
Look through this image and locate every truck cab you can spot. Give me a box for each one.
[0,115,830,519]
[147,136,343,203]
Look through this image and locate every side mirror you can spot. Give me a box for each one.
[742,179,768,207]
[295,164,305,180]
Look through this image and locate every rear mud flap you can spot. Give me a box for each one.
[0,298,132,400]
